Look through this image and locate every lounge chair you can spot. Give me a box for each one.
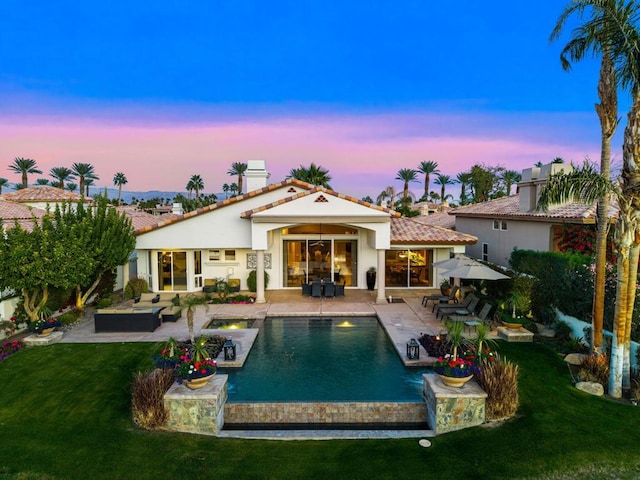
[422,285,459,309]
[458,303,493,333]
[435,293,479,319]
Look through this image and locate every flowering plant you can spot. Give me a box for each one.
[433,354,479,378]
[174,354,217,381]
[153,345,187,369]
[29,317,62,333]
[0,340,25,361]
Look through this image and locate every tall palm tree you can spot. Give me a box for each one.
[229,183,239,196]
[8,157,41,188]
[227,162,248,195]
[222,183,230,199]
[376,186,397,208]
[501,170,522,196]
[49,167,75,189]
[287,163,332,189]
[71,163,99,198]
[66,183,78,193]
[551,0,623,354]
[185,180,194,200]
[395,168,418,203]
[417,160,439,201]
[84,177,95,196]
[456,172,472,205]
[113,172,128,206]
[0,177,8,194]
[434,174,455,204]
[187,174,204,200]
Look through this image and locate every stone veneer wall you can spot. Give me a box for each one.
[423,374,487,435]
[224,402,427,426]
[163,374,228,436]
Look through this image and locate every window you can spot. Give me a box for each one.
[482,243,489,262]
[501,220,508,231]
[225,250,236,261]
[493,219,500,230]
[209,250,220,261]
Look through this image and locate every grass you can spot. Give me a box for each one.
[1,341,639,480]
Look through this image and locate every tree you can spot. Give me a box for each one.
[71,163,99,198]
[187,174,204,200]
[456,172,473,205]
[66,183,78,193]
[0,177,8,194]
[84,177,95,196]
[376,186,397,208]
[551,0,623,355]
[287,163,332,189]
[50,167,75,189]
[8,157,42,188]
[466,164,503,203]
[361,195,374,203]
[227,162,248,195]
[501,170,522,196]
[434,174,455,204]
[113,172,128,206]
[417,160,439,201]
[229,183,238,196]
[35,178,49,185]
[0,205,94,321]
[222,183,230,199]
[395,168,418,203]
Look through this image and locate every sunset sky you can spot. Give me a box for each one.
[0,1,627,200]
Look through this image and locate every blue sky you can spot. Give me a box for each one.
[0,1,625,199]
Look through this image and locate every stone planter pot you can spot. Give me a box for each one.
[38,327,56,337]
[502,321,523,330]
[437,374,474,388]
[366,271,376,290]
[183,373,215,390]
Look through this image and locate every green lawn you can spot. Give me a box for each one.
[0,341,639,480]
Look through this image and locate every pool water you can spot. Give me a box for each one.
[219,316,430,402]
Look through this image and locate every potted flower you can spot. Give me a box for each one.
[30,317,62,337]
[153,337,185,369]
[366,267,376,290]
[440,278,452,296]
[173,335,217,389]
[433,321,476,387]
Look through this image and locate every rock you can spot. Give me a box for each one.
[538,327,556,338]
[418,439,431,448]
[576,381,604,396]
[564,353,588,366]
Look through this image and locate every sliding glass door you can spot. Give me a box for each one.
[157,251,188,291]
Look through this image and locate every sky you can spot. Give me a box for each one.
[0,1,629,201]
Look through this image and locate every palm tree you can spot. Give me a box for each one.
[35,178,49,185]
[456,172,472,205]
[229,183,239,196]
[8,157,42,188]
[66,183,78,193]
[551,0,625,355]
[287,163,333,189]
[49,167,75,189]
[0,177,8,194]
[113,172,128,206]
[376,186,397,208]
[222,183,230,199]
[84,177,95,196]
[417,160,439,201]
[501,170,522,196]
[434,174,455,204]
[227,162,248,195]
[187,174,204,200]
[395,168,418,203]
[71,163,99,198]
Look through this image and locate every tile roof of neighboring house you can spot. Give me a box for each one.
[450,194,619,223]
[390,217,476,245]
[0,200,46,231]
[411,212,456,230]
[136,179,399,234]
[0,185,91,203]
[117,206,179,231]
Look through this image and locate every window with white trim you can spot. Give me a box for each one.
[482,242,489,261]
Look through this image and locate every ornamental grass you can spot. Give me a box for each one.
[131,368,175,430]
[475,353,520,420]
[577,352,609,389]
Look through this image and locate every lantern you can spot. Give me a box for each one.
[406,338,420,360]
[223,338,236,361]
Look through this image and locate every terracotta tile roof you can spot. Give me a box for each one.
[0,185,91,203]
[450,194,619,223]
[411,213,456,230]
[0,200,46,231]
[390,217,477,245]
[117,206,179,231]
[136,179,399,234]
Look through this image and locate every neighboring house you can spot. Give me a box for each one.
[450,162,617,267]
[411,212,456,230]
[0,185,91,211]
[133,161,477,303]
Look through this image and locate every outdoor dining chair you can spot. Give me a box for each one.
[311,281,322,298]
[323,282,335,297]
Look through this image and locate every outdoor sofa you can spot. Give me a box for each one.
[134,292,179,309]
[94,307,163,332]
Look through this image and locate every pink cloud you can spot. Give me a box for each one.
[0,109,603,201]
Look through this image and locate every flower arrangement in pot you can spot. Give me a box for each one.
[29,313,62,336]
[433,321,477,387]
[173,335,217,389]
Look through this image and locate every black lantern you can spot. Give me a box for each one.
[406,338,420,360]
[223,338,236,361]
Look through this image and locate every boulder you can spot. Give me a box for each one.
[575,381,604,396]
[564,353,588,366]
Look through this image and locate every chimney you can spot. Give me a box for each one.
[172,203,184,215]
[245,160,270,192]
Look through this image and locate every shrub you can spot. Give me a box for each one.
[554,320,573,343]
[631,370,640,404]
[124,278,149,299]
[57,311,79,326]
[95,296,113,309]
[577,353,609,388]
[475,354,520,420]
[131,368,175,430]
[247,270,270,293]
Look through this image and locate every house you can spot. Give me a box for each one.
[450,162,617,267]
[132,161,477,303]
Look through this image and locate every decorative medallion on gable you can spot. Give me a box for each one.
[314,195,329,203]
[287,188,297,193]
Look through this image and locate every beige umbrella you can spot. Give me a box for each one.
[444,261,510,281]
[432,255,473,271]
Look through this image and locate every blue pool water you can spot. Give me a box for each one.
[219,316,430,402]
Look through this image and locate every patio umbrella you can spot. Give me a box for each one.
[444,261,510,281]
[432,255,473,271]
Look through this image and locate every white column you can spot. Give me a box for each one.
[256,250,266,304]
[376,249,386,304]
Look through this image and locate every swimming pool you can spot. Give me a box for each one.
[219,316,430,402]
